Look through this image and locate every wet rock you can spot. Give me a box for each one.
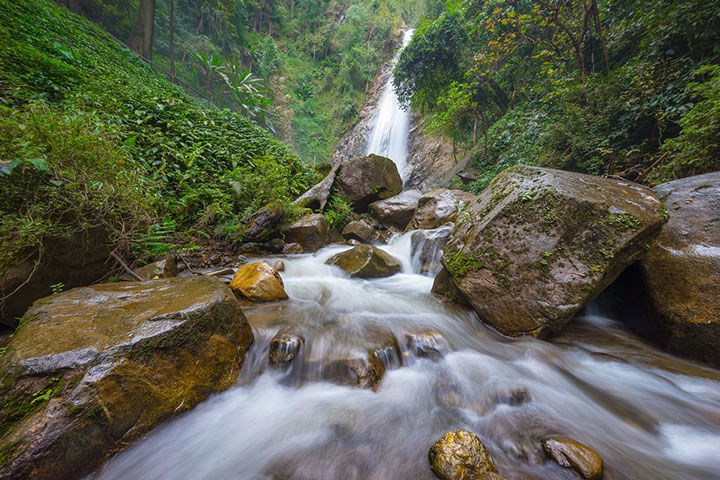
[335,154,402,212]
[1,227,112,327]
[326,245,401,278]
[328,227,344,244]
[282,214,330,253]
[435,166,667,337]
[542,436,603,480]
[269,334,304,368]
[229,261,288,301]
[237,242,262,255]
[637,172,720,367]
[491,386,531,406]
[342,219,375,243]
[266,238,285,254]
[323,356,384,390]
[0,277,253,480]
[429,430,503,480]
[369,189,422,229]
[131,257,178,280]
[406,189,477,231]
[347,238,361,246]
[405,332,449,360]
[432,268,469,306]
[241,201,284,241]
[411,226,452,275]
[274,260,286,272]
[282,243,304,254]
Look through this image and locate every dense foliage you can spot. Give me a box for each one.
[81,0,430,161]
[0,0,317,281]
[394,0,720,189]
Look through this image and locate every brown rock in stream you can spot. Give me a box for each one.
[370,189,422,229]
[429,430,507,480]
[282,213,330,252]
[542,436,603,480]
[230,261,288,302]
[406,188,476,231]
[326,245,401,278]
[637,172,720,367]
[342,219,375,243]
[269,334,304,368]
[434,166,667,337]
[131,257,178,280]
[0,277,253,480]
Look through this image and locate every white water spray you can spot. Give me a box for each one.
[366,29,414,180]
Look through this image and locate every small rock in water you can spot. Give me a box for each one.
[342,219,375,243]
[229,261,288,301]
[429,430,505,480]
[274,260,286,272]
[405,331,449,360]
[326,244,401,278]
[491,386,531,407]
[269,334,304,368]
[347,238,361,246]
[131,257,178,281]
[236,254,248,264]
[282,243,304,254]
[541,436,603,480]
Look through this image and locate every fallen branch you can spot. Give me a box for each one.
[109,250,144,281]
[177,253,198,275]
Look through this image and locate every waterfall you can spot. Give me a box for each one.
[366,29,414,180]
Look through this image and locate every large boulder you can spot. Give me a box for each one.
[369,189,421,229]
[428,430,506,480]
[229,261,288,301]
[434,166,666,337]
[282,213,330,252]
[637,172,720,367]
[406,189,477,231]
[240,201,285,241]
[0,277,253,480]
[335,154,402,211]
[542,436,603,480]
[326,245,401,278]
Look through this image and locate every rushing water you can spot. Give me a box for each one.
[365,29,414,180]
[91,232,720,480]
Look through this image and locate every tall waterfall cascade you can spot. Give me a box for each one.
[365,29,414,181]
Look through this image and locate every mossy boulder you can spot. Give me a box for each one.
[282,213,330,252]
[326,245,401,278]
[0,276,253,480]
[434,166,667,337]
[406,189,477,231]
[369,189,421,229]
[335,154,402,212]
[240,201,285,242]
[542,436,603,480]
[229,261,288,302]
[637,172,720,367]
[429,430,506,480]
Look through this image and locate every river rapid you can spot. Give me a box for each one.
[90,232,720,480]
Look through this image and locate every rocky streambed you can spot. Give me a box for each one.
[1,163,719,480]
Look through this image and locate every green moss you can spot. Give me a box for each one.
[444,247,511,287]
[1,377,66,438]
[0,440,24,468]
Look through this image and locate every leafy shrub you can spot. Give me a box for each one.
[324,195,353,230]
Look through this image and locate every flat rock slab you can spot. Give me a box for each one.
[0,276,253,480]
[639,172,720,367]
[435,166,666,337]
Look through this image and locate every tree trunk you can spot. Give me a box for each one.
[169,0,175,82]
[128,0,156,61]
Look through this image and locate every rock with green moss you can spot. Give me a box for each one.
[429,429,507,480]
[282,213,330,252]
[434,166,666,337]
[241,201,285,241]
[335,154,402,212]
[326,245,401,278]
[637,172,720,367]
[0,276,253,480]
[405,189,477,231]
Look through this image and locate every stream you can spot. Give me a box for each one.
[90,233,720,480]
